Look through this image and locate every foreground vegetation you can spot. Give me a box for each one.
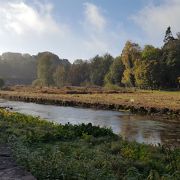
[0,109,179,179]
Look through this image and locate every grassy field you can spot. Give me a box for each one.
[0,86,180,115]
[0,109,179,179]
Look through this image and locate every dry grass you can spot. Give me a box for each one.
[0,86,180,113]
[3,85,133,94]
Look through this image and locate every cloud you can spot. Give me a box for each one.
[132,0,180,43]
[0,0,72,58]
[84,2,106,31]
[0,1,130,61]
[0,0,110,60]
[82,3,133,58]
[0,0,68,36]
[81,2,109,56]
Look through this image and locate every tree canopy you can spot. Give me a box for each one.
[31,28,180,90]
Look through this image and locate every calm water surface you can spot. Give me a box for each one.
[0,99,179,146]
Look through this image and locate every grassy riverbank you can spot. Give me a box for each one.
[0,109,179,179]
[0,87,180,116]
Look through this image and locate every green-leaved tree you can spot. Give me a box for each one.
[0,78,4,89]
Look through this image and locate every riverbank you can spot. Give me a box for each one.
[0,109,179,179]
[0,89,180,116]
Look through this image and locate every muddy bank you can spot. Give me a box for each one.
[0,91,180,117]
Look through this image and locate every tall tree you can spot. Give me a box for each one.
[105,56,124,86]
[90,54,113,86]
[161,38,180,87]
[142,45,161,61]
[36,53,54,86]
[134,60,160,89]
[163,26,175,44]
[0,78,4,89]
[0,53,36,85]
[68,60,90,86]
[53,66,67,87]
[33,52,70,87]
[121,41,141,87]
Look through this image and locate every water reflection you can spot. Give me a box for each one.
[0,99,179,146]
[119,115,162,145]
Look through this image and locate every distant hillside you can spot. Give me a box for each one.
[0,52,70,85]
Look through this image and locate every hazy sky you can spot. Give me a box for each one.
[0,0,180,61]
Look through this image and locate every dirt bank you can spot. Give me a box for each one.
[0,145,36,180]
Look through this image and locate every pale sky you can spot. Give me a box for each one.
[0,0,180,62]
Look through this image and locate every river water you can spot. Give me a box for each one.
[0,99,179,146]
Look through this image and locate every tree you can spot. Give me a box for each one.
[32,79,47,87]
[178,77,180,88]
[90,54,113,86]
[33,52,70,87]
[161,38,180,87]
[53,66,67,87]
[0,78,4,88]
[121,41,141,87]
[142,45,161,61]
[68,60,90,86]
[121,69,135,87]
[105,56,124,86]
[134,60,160,89]
[163,26,175,44]
[0,53,36,85]
[36,53,53,86]
[121,41,141,68]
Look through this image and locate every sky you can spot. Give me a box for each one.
[0,0,180,62]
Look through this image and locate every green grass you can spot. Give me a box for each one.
[0,109,179,179]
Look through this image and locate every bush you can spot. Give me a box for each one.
[104,83,121,91]
[32,79,47,87]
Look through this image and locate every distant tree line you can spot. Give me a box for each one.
[33,27,180,89]
[0,27,179,89]
[0,53,37,85]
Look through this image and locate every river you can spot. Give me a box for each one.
[0,99,179,146]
